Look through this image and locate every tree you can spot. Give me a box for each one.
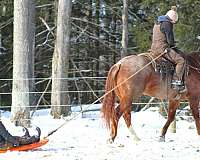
[11,0,35,127]
[51,0,72,118]
[0,0,200,108]
[121,0,128,58]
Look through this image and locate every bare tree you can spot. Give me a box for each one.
[0,31,2,55]
[51,0,72,118]
[11,0,35,127]
[121,0,128,58]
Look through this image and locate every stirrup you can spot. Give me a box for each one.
[171,82,186,93]
[171,80,182,86]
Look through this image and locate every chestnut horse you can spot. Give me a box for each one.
[101,52,200,143]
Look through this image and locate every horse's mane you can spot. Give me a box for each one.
[186,52,200,69]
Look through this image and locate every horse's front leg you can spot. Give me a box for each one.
[189,97,200,135]
[160,100,180,142]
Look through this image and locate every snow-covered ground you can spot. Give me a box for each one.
[0,105,200,160]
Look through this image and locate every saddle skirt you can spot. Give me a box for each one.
[156,58,175,80]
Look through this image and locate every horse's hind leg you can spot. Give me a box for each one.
[108,105,123,143]
[123,107,140,141]
[160,100,180,141]
[189,97,200,135]
[120,96,140,141]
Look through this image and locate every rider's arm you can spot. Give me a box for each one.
[160,21,175,47]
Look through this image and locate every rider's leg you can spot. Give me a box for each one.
[164,48,185,90]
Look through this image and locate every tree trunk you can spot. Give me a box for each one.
[111,5,118,63]
[93,0,100,99]
[0,31,2,55]
[121,0,128,58]
[11,0,35,127]
[51,0,72,118]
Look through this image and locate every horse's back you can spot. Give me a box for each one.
[117,54,149,69]
[116,54,175,99]
[112,54,154,98]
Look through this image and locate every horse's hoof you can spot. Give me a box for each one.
[107,138,114,144]
[159,136,165,142]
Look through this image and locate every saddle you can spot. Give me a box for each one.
[139,52,187,92]
[155,56,188,93]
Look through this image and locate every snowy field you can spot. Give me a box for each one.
[0,104,200,160]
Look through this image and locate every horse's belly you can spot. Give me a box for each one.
[143,75,170,99]
[143,79,187,100]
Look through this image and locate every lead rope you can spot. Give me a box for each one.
[44,51,166,138]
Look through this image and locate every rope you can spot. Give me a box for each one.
[44,51,166,138]
[30,78,52,118]
[138,52,157,71]
[187,64,200,73]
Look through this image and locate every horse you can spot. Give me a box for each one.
[101,51,200,143]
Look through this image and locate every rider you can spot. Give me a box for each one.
[150,6,186,92]
[0,120,41,149]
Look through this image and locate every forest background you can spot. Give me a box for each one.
[0,0,199,119]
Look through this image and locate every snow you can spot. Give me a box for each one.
[0,105,200,160]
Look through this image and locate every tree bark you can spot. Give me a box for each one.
[51,0,72,118]
[121,0,128,58]
[94,0,100,98]
[11,0,35,127]
[0,31,2,55]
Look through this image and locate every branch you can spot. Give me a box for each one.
[72,17,118,39]
[36,17,55,48]
[36,3,53,9]
[39,17,55,37]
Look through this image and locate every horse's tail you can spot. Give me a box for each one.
[101,62,121,129]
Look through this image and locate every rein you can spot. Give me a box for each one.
[186,52,200,73]
[187,64,200,73]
